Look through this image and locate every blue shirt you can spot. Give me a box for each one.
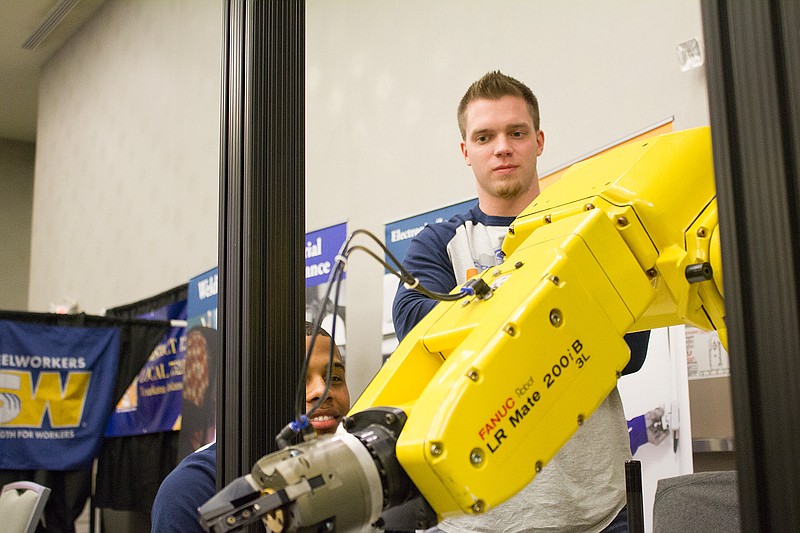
[392,204,649,373]
[152,443,216,533]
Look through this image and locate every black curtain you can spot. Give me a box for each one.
[94,285,187,513]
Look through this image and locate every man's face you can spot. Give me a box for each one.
[460,95,545,216]
[305,335,350,435]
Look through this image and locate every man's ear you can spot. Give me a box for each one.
[536,129,545,156]
[460,141,471,166]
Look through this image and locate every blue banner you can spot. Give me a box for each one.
[187,267,218,330]
[305,222,348,288]
[0,320,119,470]
[104,301,187,437]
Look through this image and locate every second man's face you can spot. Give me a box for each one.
[460,95,545,216]
[305,335,350,435]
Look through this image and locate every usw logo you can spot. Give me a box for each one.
[0,370,91,428]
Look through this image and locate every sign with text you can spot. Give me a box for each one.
[105,300,187,437]
[0,320,119,470]
[305,222,348,289]
[305,223,349,352]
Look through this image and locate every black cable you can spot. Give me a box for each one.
[276,228,474,448]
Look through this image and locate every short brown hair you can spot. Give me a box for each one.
[457,71,540,140]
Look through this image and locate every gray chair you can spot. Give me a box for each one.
[0,481,51,533]
[652,471,739,533]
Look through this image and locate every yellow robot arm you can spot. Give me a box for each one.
[199,126,724,532]
[353,125,724,518]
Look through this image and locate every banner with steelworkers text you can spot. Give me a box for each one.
[0,320,119,470]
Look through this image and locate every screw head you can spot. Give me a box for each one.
[617,216,629,226]
[470,448,484,466]
[430,443,443,456]
[472,500,485,513]
[544,214,552,224]
[549,309,563,326]
[585,203,596,211]
[535,461,543,473]
[467,370,479,381]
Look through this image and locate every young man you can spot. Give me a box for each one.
[393,71,648,532]
[150,322,350,532]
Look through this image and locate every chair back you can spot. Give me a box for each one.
[0,481,51,533]
[652,470,739,533]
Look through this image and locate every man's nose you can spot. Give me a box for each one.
[494,134,512,156]
[306,376,326,401]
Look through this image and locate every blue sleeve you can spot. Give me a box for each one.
[392,226,458,341]
[627,415,648,456]
[152,445,217,533]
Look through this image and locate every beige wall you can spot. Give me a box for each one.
[28,0,710,399]
[29,0,222,313]
[0,138,35,310]
[305,0,709,396]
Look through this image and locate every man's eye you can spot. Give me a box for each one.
[512,130,525,137]
[476,135,489,143]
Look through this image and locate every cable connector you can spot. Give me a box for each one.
[290,415,310,432]
[275,415,310,449]
[462,278,493,300]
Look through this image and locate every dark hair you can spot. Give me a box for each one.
[457,70,540,140]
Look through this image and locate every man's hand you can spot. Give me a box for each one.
[645,407,670,445]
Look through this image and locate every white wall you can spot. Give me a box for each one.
[0,138,35,310]
[28,0,710,399]
[29,0,222,313]
[305,0,709,396]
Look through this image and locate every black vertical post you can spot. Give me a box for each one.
[217,0,305,491]
[702,1,800,531]
[625,460,644,533]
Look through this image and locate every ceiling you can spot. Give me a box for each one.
[0,0,108,143]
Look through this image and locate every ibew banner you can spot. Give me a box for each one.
[104,300,187,437]
[0,320,119,470]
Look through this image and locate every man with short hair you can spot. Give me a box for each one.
[393,70,648,532]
